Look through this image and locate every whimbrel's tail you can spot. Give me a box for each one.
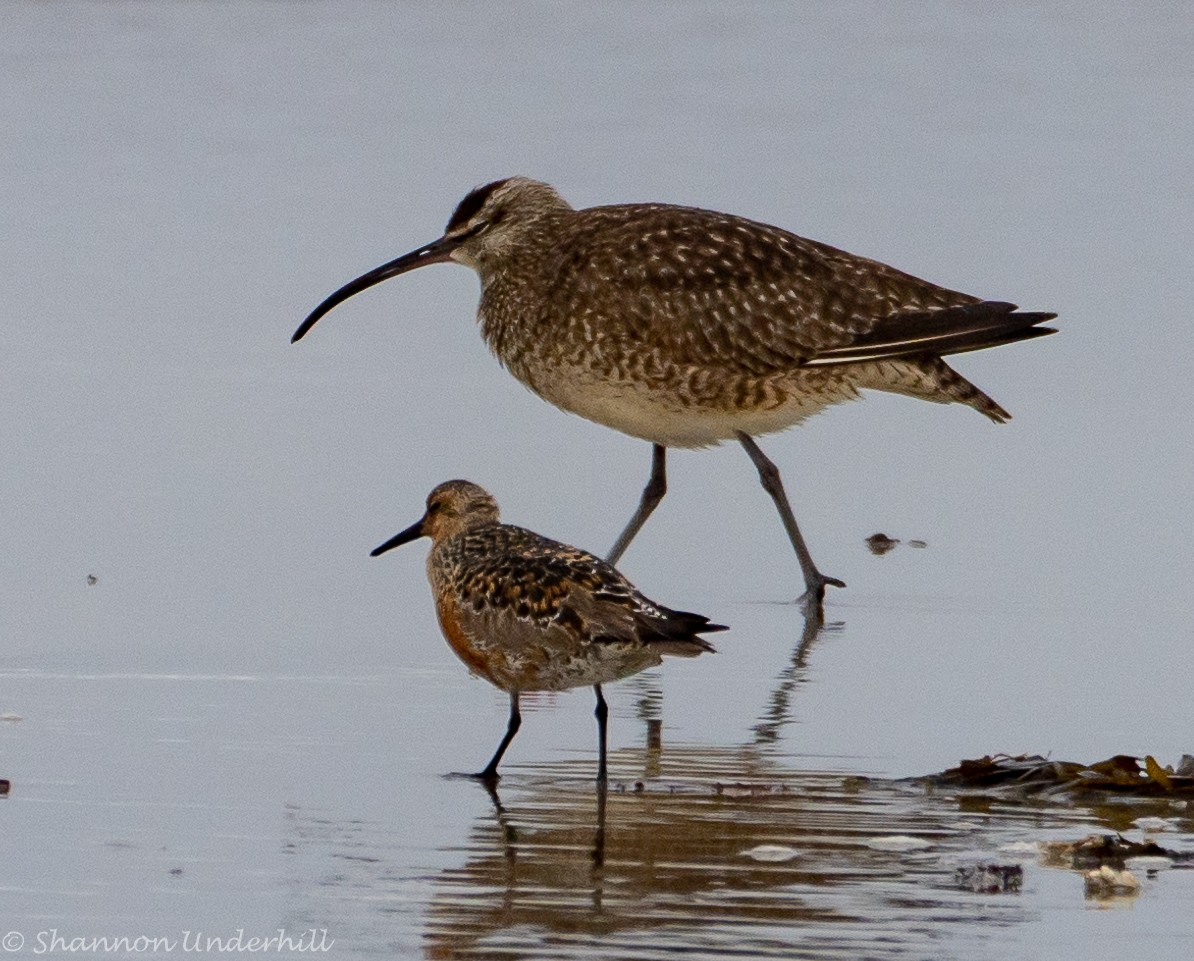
[848,355,1016,423]
[809,301,1056,423]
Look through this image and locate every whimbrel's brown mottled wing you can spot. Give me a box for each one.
[561,204,1053,373]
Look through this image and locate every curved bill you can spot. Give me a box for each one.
[370,518,426,557]
[291,235,458,343]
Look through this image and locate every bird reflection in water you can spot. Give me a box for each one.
[626,602,839,759]
[423,606,866,959]
[752,605,843,745]
[423,751,1034,959]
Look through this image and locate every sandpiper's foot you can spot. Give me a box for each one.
[445,770,501,785]
[447,772,507,811]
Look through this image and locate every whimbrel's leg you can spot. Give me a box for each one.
[478,691,521,782]
[606,444,667,565]
[594,684,609,782]
[737,432,846,601]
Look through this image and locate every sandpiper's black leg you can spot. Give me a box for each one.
[737,432,846,602]
[594,684,609,782]
[606,444,667,565]
[478,691,521,782]
[592,774,608,870]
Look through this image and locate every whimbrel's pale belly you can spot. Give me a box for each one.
[530,366,860,449]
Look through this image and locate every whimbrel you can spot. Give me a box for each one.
[296,178,1057,601]
[371,480,723,782]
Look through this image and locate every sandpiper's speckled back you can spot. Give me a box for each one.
[439,178,1055,447]
[417,481,722,693]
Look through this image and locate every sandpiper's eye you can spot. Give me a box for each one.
[428,500,443,514]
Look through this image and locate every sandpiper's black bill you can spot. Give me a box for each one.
[370,519,426,557]
[291,235,458,343]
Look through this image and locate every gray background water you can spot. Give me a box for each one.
[2,2,1192,958]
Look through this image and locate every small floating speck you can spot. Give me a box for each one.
[86,574,98,586]
[0,779,10,797]
[908,539,928,548]
[865,835,932,852]
[0,713,22,723]
[742,844,800,863]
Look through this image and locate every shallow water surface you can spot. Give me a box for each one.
[3,1,1193,958]
[3,651,1193,959]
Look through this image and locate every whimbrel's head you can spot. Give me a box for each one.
[292,177,571,342]
[370,480,500,555]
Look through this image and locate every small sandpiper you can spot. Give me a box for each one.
[296,178,1057,602]
[371,480,724,782]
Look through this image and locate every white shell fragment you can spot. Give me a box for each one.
[742,844,801,863]
[1083,865,1141,898]
[865,835,933,852]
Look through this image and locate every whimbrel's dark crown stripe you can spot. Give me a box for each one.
[446,178,511,231]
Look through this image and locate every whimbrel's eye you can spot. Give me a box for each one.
[466,210,503,238]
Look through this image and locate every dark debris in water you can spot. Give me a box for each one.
[865,533,899,555]
[954,863,1023,894]
[919,753,1194,798]
[866,533,928,555]
[1041,832,1192,870]
[0,779,9,797]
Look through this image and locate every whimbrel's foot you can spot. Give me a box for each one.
[798,572,846,604]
